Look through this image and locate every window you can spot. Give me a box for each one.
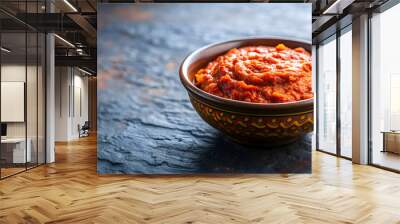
[317,36,337,154]
[339,28,352,158]
[370,3,400,171]
[0,2,46,179]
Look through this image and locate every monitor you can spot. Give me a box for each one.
[1,123,7,137]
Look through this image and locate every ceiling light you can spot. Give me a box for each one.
[78,67,93,76]
[322,0,354,15]
[76,48,84,55]
[63,0,78,12]
[54,34,75,48]
[1,47,11,53]
[323,0,341,14]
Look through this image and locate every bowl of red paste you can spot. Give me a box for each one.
[180,37,313,146]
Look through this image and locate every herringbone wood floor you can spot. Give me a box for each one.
[1,135,400,224]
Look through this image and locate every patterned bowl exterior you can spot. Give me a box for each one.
[189,96,313,146]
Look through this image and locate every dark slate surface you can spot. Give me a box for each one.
[97,3,312,174]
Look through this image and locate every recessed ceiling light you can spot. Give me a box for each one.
[54,34,75,48]
[322,0,354,15]
[1,47,11,53]
[63,0,78,12]
[78,67,93,76]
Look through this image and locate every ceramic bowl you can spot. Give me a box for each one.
[179,37,313,146]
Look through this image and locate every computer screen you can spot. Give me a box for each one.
[1,123,7,137]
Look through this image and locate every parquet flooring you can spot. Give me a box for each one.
[1,167,26,178]
[1,134,400,223]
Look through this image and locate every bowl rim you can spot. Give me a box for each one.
[179,36,313,111]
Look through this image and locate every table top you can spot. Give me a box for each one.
[1,138,27,143]
[97,4,312,174]
[381,131,400,134]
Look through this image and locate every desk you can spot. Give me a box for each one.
[382,131,400,154]
[1,138,31,163]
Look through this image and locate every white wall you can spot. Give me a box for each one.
[54,67,89,141]
[72,73,89,138]
[55,66,70,141]
[1,65,26,140]
[1,82,25,122]
[1,64,38,138]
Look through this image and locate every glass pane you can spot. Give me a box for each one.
[27,31,38,169]
[312,45,317,150]
[38,33,45,165]
[26,0,38,169]
[371,4,400,171]
[317,37,337,154]
[340,29,352,158]
[1,31,27,177]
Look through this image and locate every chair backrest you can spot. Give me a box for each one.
[82,121,90,129]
